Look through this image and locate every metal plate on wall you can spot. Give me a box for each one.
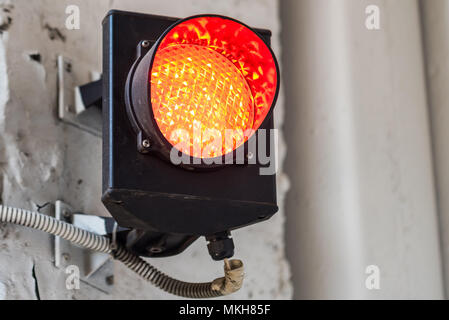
[57,56,102,137]
[54,200,114,294]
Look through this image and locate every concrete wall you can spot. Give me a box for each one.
[0,0,291,300]
[282,0,444,299]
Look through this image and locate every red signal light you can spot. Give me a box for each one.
[126,15,279,166]
[150,16,278,159]
[151,44,254,158]
[105,11,280,262]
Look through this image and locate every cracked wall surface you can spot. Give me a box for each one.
[0,0,291,299]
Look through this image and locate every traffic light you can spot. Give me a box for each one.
[102,10,280,261]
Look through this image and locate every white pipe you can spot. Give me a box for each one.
[420,0,449,298]
[282,0,444,299]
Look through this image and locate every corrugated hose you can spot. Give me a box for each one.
[0,204,244,299]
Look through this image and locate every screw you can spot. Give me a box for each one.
[63,210,71,220]
[142,139,151,149]
[106,275,114,286]
[148,247,163,254]
[65,62,72,73]
[142,40,150,48]
[62,253,71,262]
[247,152,254,160]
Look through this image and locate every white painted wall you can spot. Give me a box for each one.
[0,0,291,300]
[282,0,445,299]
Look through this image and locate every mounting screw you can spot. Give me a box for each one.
[106,275,114,286]
[247,152,254,160]
[65,62,72,73]
[62,253,71,262]
[148,247,163,254]
[142,40,150,48]
[142,139,151,149]
[63,210,71,220]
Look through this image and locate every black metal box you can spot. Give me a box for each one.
[102,10,278,236]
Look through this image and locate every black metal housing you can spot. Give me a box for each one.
[102,10,278,258]
[77,78,103,109]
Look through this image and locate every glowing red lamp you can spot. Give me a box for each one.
[125,15,279,167]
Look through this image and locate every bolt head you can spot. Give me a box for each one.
[142,40,150,48]
[106,275,114,286]
[148,247,163,254]
[142,139,151,148]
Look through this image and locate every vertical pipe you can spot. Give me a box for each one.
[420,0,449,298]
[282,0,444,299]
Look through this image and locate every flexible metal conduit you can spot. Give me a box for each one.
[0,204,244,298]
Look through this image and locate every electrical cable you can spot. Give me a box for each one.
[0,204,244,298]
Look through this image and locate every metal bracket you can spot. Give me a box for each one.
[54,201,114,293]
[57,56,102,137]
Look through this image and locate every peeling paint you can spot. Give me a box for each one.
[0,0,290,300]
[28,53,41,63]
[0,16,12,34]
[0,280,6,299]
[31,264,41,300]
[0,3,14,13]
[43,23,66,42]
